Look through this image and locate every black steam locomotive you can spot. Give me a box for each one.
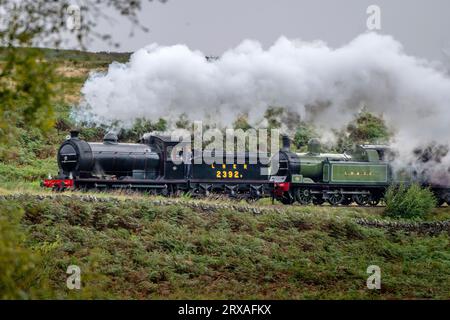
[43,130,450,206]
[44,130,272,199]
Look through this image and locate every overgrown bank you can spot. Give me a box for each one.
[1,194,449,299]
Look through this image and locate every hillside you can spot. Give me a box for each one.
[1,192,450,299]
[0,47,449,300]
[0,47,131,64]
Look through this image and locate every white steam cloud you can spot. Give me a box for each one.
[77,32,450,181]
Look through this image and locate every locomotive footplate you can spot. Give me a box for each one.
[74,178,188,189]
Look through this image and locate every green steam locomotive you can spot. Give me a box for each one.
[274,137,393,205]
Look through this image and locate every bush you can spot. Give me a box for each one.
[0,203,50,299]
[384,183,437,219]
[0,158,57,182]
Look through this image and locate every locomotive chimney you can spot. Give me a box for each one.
[70,130,79,139]
[281,135,291,152]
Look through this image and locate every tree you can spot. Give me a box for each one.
[0,47,56,156]
[335,110,391,152]
[264,106,284,129]
[175,113,191,130]
[347,110,390,144]
[119,118,167,142]
[233,114,252,131]
[293,123,317,151]
[0,0,167,156]
[0,1,167,49]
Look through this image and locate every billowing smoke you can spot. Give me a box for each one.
[76,32,450,182]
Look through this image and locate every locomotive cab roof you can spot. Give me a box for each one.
[359,144,390,151]
[352,144,390,162]
[140,134,190,155]
[140,134,185,145]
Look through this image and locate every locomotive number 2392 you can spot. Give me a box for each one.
[212,164,246,179]
[216,170,242,179]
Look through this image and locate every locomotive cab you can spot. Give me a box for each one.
[142,135,188,180]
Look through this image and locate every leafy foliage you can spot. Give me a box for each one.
[384,184,437,219]
[233,114,252,131]
[0,48,57,153]
[0,203,49,299]
[0,158,57,182]
[0,1,166,49]
[293,123,317,150]
[264,106,284,129]
[175,113,191,129]
[74,118,168,144]
[119,118,167,142]
[334,110,390,152]
[347,111,390,143]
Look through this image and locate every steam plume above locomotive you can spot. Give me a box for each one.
[78,32,450,176]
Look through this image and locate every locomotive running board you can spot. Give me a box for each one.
[75,178,187,184]
[189,179,273,184]
[110,184,167,189]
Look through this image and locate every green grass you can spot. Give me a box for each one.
[0,194,449,299]
[0,158,57,183]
